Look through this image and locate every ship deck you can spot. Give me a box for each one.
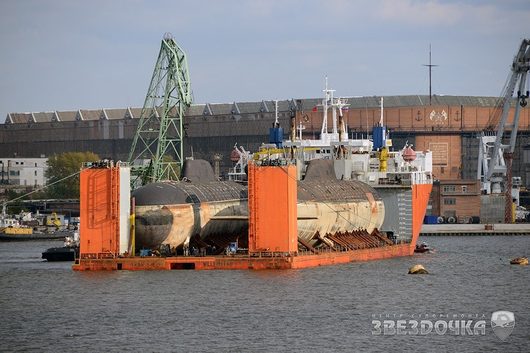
[72,243,413,271]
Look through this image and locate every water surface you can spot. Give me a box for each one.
[0,236,529,352]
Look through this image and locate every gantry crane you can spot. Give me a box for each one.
[128,33,192,186]
[478,38,530,222]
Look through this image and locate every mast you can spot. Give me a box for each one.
[380,97,384,126]
[422,44,438,105]
[274,100,279,127]
[321,77,329,136]
[320,77,337,142]
[297,121,305,140]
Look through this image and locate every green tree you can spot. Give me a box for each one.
[46,152,100,199]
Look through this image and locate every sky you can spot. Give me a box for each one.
[0,0,529,122]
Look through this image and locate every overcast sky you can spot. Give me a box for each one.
[0,0,529,122]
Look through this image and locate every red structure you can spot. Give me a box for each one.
[76,162,130,262]
[79,166,121,257]
[248,163,297,254]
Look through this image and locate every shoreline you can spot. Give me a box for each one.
[420,223,530,236]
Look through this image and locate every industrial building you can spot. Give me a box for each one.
[0,157,47,187]
[1,94,529,219]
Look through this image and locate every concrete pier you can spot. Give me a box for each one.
[420,224,530,236]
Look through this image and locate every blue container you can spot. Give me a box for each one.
[423,215,438,224]
[372,126,386,150]
[269,127,283,147]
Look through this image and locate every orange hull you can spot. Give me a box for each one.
[73,242,414,271]
[411,183,433,250]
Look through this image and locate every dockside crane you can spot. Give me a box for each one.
[128,33,192,186]
[478,38,530,222]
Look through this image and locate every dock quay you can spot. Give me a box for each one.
[420,224,530,236]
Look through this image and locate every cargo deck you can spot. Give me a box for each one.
[73,242,413,271]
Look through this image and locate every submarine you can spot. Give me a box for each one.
[133,159,385,250]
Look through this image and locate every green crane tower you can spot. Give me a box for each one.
[128,33,192,186]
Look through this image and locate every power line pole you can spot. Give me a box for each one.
[423,44,438,105]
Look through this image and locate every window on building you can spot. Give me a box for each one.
[34,171,37,176]
[35,163,37,167]
[443,198,456,205]
[524,149,530,164]
[443,185,456,192]
[462,185,468,193]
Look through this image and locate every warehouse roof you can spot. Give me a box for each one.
[3,95,503,125]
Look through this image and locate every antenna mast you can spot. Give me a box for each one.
[423,44,438,105]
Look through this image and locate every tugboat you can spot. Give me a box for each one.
[414,242,432,253]
[42,231,79,262]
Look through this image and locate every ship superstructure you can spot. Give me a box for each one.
[250,81,433,245]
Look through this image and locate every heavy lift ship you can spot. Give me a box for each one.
[73,82,432,271]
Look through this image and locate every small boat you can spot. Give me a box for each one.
[42,246,77,261]
[0,212,34,240]
[1,230,68,242]
[414,242,432,253]
[42,231,79,262]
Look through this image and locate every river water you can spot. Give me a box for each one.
[0,236,529,352]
